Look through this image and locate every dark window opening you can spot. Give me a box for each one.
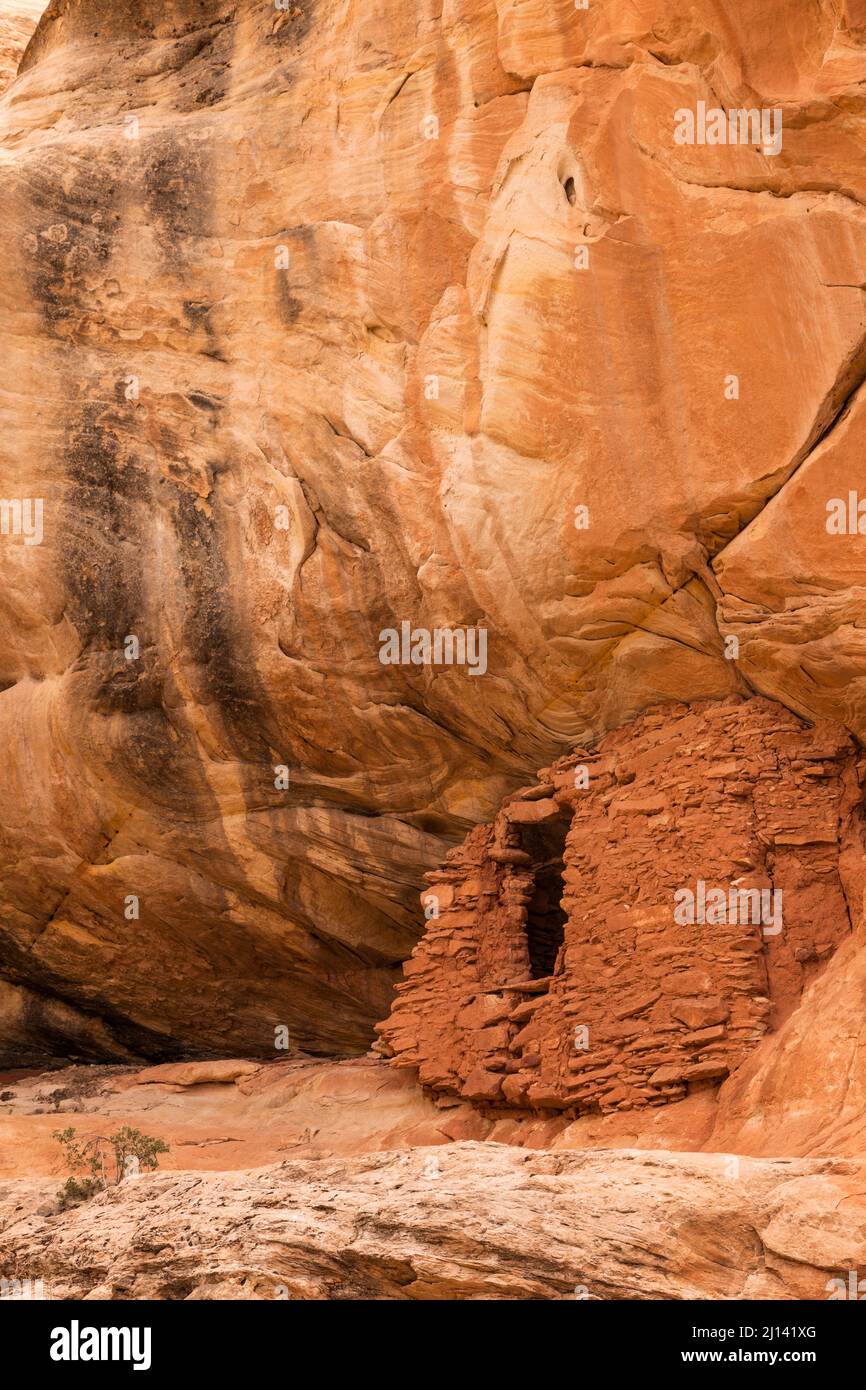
[563,175,576,206]
[520,817,569,980]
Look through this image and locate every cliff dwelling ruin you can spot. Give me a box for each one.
[376,696,866,1116]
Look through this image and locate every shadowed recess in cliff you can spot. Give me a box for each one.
[520,816,569,979]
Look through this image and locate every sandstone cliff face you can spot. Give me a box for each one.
[7,0,866,1308]
[2,2,866,1066]
[0,1,40,94]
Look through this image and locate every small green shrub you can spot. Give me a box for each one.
[53,1125,169,1209]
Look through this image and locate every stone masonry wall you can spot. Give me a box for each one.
[375,697,866,1115]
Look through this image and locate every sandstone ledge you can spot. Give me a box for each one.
[2,1142,865,1301]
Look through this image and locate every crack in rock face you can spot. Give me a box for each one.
[3,0,866,1076]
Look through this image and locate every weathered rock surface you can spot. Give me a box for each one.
[3,1141,865,1300]
[6,0,866,1308]
[0,1057,490,1179]
[0,0,40,94]
[4,1,866,1058]
[2,1038,866,1299]
[710,918,866,1159]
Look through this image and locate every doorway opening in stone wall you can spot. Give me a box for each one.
[519,815,570,980]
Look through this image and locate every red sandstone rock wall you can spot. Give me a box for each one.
[5,1,866,1062]
[377,697,865,1114]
